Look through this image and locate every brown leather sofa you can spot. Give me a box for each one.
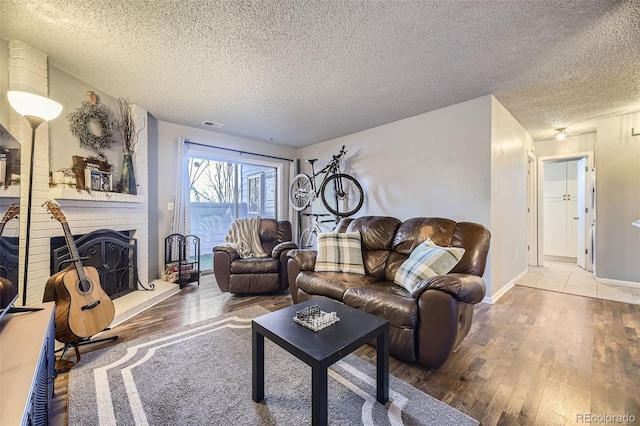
[287,216,490,369]
[213,219,297,294]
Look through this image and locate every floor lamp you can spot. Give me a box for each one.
[7,91,62,306]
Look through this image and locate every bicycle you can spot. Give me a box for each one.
[299,213,336,248]
[289,145,364,217]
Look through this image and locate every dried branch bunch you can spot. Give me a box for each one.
[118,98,146,152]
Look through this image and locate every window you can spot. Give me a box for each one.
[186,152,280,270]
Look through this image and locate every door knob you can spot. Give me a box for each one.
[573,217,579,220]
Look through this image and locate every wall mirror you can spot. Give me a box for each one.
[0,123,20,310]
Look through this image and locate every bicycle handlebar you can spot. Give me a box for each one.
[332,145,347,161]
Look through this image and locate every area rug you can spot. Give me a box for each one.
[69,306,478,425]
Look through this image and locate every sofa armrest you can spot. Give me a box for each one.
[213,243,240,261]
[411,273,486,304]
[272,241,297,259]
[287,249,317,271]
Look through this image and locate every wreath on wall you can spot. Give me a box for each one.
[67,92,117,155]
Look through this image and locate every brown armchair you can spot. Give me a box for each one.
[213,219,297,294]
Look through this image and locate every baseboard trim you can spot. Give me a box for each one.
[482,269,527,304]
[543,255,577,263]
[595,276,640,289]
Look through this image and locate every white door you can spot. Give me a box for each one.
[544,197,567,256]
[544,161,568,198]
[576,158,587,269]
[542,159,579,258]
[566,160,578,198]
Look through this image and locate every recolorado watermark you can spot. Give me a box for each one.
[576,413,636,423]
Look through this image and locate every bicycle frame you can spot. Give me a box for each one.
[307,146,346,198]
[299,213,336,248]
[290,144,363,216]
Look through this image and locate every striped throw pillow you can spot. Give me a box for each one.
[314,232,365,274]
[394,239,465,292]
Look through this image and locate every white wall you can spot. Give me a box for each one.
[490,97,531,297]
[296,96,500,294]
[534,133,596,158]
[154,121,296,276]
[48,65,123,176]
[595,111,640,283]
[0,39,8,128]
[296,96,493,222]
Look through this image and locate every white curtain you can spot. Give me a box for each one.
[170,138,189,237]
[288,158,299,244]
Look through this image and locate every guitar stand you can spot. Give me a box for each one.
[55,329,119,373]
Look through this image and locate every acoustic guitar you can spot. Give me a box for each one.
[44,200,115,344]
[0,202,19,236]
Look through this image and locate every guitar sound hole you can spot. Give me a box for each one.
[79,279,92,293]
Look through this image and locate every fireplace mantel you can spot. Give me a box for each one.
[49,188,141,203]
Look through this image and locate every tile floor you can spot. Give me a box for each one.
[516,261,640,305]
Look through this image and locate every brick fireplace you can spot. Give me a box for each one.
[8,41,151,305]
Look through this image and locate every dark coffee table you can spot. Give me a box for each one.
[252,297,390,426]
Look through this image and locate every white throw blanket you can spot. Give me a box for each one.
[221,216,267,259]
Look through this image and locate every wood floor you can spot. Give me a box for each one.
[51,274,640,425]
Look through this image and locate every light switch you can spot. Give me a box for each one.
[168,202,174,211]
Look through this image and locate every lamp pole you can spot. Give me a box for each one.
[7,91,62,306]
[22,116,45,305]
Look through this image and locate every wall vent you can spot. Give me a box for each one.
[202,121,224,128]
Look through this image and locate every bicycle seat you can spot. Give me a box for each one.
[301,212,330,217]
[306,159,318,165]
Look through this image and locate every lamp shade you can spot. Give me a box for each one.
[7,91,62,121]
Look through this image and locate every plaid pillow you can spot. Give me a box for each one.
[394,239,465,292]
[314,232,365,274]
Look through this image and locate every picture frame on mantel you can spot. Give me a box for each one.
[72,155,110,191]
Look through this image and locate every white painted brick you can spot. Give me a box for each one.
[8,58,47,75]
[9,41,48,63]
[8,69,48,89]
[10,43,151,306]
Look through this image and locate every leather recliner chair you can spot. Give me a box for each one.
[213,219,297,294]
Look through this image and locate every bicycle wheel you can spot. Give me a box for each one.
[289,173,314,211]
[300,228,317,249]
[320,173,364,217]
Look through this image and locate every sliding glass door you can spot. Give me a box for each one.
[187,153,279,270]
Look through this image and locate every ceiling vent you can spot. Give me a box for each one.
[202,120,224,128]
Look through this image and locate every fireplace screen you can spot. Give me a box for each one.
[50,229,138,299]
[0,236,18,287]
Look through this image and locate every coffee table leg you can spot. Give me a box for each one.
[376,329,389,404]
[252,325,264,402]
[312,366,328,426]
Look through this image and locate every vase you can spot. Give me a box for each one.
[120,148,137,194]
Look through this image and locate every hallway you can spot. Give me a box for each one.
[516,261,640,305]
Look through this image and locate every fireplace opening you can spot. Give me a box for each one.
[50,229,138,300]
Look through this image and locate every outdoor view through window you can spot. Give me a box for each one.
[188,155,278,270]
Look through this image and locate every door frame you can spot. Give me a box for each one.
[535,151,594,268]
[527,151,538,266]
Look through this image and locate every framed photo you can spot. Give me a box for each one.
[73,155,110,190]
[247,173,262,214]
[86,169,112,192]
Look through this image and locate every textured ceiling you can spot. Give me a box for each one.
[1,1,639,148]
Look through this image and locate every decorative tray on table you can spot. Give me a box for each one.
[293,305,340,332]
